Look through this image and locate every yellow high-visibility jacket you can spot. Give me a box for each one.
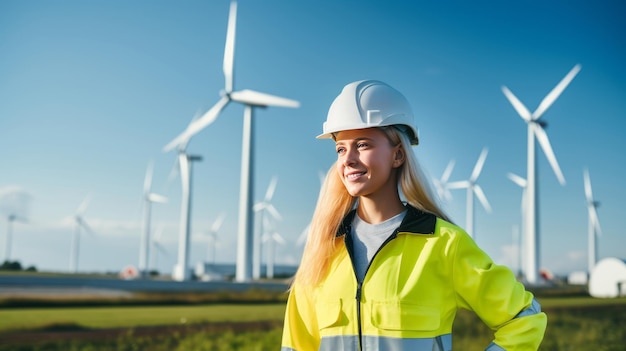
[281,205,547,351]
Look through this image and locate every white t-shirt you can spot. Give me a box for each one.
[350,209,407,282]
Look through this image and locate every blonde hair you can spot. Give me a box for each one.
[293,126,449,287]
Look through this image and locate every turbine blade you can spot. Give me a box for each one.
[166,156,180,188]
[297,223,310,246]
[470,148,488,181]
[185,96,230,139]
[446,180,470,189]
[502,86,532,121]
[507,172,527,188]
[589,207,602,237]
[433,179,443,198]
[211,212,227,232]
[474,185,492,213]
[273,232,286,245]
[143,161,154,195]
[318,170,326,186]
[154,242,168,255]
[533,64,581,119]
[79,218,96,236]
[265,176,278,201]
[253,202,266,212]
[76,193,92,215]
[148,193,168,204]
[230,89,300,108]
[583,168,593,202]
[441,159,455,183]
[267,204,282,221]
[154,224,165,241]
[532,123,566,185]
[163,97,230,152]
[223,1,237,93]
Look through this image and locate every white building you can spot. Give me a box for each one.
[588,257,626,298]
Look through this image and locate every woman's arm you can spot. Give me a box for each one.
[452,232,547,351]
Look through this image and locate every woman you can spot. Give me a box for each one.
[281,80,547,351]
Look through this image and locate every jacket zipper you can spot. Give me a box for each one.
[349,229,399,351]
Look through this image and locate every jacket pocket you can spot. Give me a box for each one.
[370,301,441,331]
[315,300,343,329]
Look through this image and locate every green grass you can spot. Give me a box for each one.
[0,292,624,351]
[452,297,626,351]
[0,303,287,332]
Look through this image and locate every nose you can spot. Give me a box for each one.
[342,147,357,167]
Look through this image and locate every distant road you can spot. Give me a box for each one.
[0,274,289,297]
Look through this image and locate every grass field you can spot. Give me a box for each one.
[0,289,624,350]
[0,303,287,332]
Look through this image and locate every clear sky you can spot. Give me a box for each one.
[1,0,624,276]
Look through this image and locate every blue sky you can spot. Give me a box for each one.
[1,0,624,276]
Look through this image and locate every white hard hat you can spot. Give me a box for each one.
[317,80,419,145]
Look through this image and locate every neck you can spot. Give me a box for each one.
[356,193,405,224]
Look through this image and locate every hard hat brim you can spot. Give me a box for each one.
[316,126,419,145]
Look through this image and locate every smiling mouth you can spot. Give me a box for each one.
[346,172,366,181]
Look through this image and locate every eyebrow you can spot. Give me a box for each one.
[335,137,376,145]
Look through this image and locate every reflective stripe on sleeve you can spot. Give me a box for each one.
[515,298,542,318]
[318,334,452,351]
[486,341,506,351]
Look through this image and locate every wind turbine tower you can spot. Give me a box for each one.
[501,64,580,284]
[4,214,27,262]
[164,110,206,282]
[253,176,281,279]
[583,168,602,275]
[172,150,203,282]
[0,187,31,262]
[69,194,94,273]
[447,148,492,240]
[507,172,527,278]
[163,1,299,282]
[139,161,168,277]
[262,216,286,279]
[204,212,226,264]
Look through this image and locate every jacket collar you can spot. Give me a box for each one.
[335,203,437,238]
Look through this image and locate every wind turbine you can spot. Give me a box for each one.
[163,1,299,282]
[507,172,527,278]
[69,194,94,273]
[204,212,226,264]
[433,160,455,203]
[150,224,168,274]
[253,176,281,279]
[502,64,580,284]
[296,170,326,247]
[165,129,203,281]
[583,168,602,275]
[511,224,522,279]
[447,148,492,240]
[262,216,286,279]
[139,161,168,277]
[0,187,31,262]
[4,214,27,262]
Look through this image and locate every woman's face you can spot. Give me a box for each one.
[334,128,403,199]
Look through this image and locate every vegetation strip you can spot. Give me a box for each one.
[0,320,284,345]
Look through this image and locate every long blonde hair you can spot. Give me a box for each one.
[293,127,449,287]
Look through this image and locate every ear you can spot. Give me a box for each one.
[392,147,405,168]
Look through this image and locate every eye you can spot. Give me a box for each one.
[357,142,369,149]
[336,146,346,155]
